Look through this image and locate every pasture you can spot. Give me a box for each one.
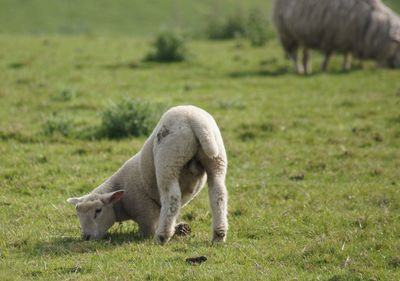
[1,1,400,280]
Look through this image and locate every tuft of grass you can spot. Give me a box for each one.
[42,114,72,137]
[145,31,188,63]
[206,10,247,40]
[246,8,270,46]
[206,7,271,46]
[51,88,76,102]
[98,98,162,139]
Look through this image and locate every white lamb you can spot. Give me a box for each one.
[67,105,228,244]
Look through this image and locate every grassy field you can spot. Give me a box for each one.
[0,0,270,36]
[1,35,399,280]
[1,1,400,281]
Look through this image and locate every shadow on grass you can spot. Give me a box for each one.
[102,60,178,70]
[102,61,140,70]
[326,66,363,75]
[30,231,145,257]
[229,66,290,78]
[228,64,364,78]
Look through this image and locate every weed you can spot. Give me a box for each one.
[145,31,188,63]
[42,114,72,137]
[51,88,76,102]
[98,98,162,139]
[246,8,269,46]
[206,10,246,40]
[206,7,270,45]
[216,99,246,110]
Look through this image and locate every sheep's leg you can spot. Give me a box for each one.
[342,53,352,71]
[302,48,312,75]
[207,161,228,242]
[137,200,159,238]
[155,178,181,245]
[287,49,304,74]
[208,174,228,242]
[321,52,331,72]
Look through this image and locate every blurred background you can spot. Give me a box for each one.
[0,0,399,36]
[0,0,269,36]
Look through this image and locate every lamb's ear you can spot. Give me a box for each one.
[67,197,82,206]
[102,190,125,205]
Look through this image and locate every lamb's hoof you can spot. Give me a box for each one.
[155,233,172,245]
[174,223,191,237]
[155,234,167,245]
[212,230,227,243]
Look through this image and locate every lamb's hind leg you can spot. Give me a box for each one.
[203,157,228,243]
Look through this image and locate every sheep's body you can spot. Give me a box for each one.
[68,105,228,244]
[273,0,400,73]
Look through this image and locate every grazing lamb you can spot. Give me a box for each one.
[67,105,228,245]
[273,0,400,74]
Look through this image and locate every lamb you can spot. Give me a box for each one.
[67,105,228,245]
[273,0,400,74]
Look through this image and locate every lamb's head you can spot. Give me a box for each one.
[67,190,124,240]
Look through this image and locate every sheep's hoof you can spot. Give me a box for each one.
[174,223,191,237]
[155,232,173,245]
[155,234,167,245]
[212,230,226,243]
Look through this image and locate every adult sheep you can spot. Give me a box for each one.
[67,105,228,245]
[273,0,400,74]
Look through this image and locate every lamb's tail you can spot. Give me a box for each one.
[189,115,219,159]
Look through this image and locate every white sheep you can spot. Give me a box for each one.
[67,105,228,244]
[273,0,400,74]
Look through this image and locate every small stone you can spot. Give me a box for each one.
[186,256,207,265]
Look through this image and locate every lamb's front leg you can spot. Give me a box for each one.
[155,179,181,245]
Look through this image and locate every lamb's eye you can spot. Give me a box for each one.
[94,208,102,218]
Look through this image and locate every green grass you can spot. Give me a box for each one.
[0,0,270,36]
[0,34,399,280]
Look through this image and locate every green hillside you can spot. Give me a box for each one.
[0,0,270,36]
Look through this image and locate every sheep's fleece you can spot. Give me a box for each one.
[67,105,228,244]
[273,0,400,73]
